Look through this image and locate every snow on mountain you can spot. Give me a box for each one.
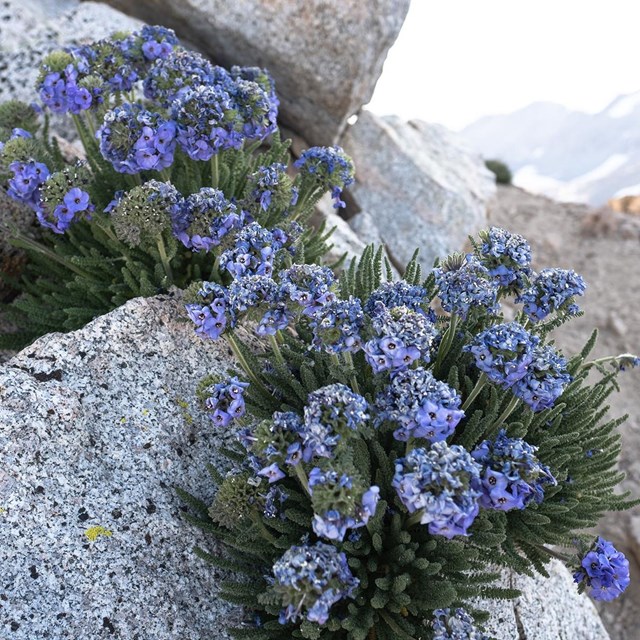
[460,92,640,205]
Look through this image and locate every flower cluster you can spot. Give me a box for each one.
[185,282,229,340]
[310,297,364,354]
[573,537,630,601]
[472,430,556,511]
[244,162,296,215]
[375,367,465,442]
[364,304,438,373]
[517,268,586,322]
[221,221,287,278]
[280,264,336,314]
[272,541,359,625]
[478,226,532,289]
[363,281,430,316]
[7,159,49,209]
[203,376,249,427]
[431,608,490,640]
[393,442,482,538]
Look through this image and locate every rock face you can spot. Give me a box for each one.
[96,0,410,146]
[479,560,609,639]
[0,292,236,639]
[341,111,495,272]
[0,291,613,639]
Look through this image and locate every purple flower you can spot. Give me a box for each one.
[432,608,490,640]
[204,376,249,427]
[517,268,586,322]
[309,296,364,354]
[258,463,286,483]
[478,227,532,289]
[573,537,630,601]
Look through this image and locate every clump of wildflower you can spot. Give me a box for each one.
[517,268,586,322]
[294,145,355,208]
[36,163,94,234]
[512,345,572,411]
[203,376,249,427]
[256,303,291,336]
[434,253,499,320]
[250,411,305,469]
[478,226,532,289]
[143,48,220,106]
[279,264,336,314]
[230,65,279,139]
[573,537,630,601]
[364,281,431,316]
[309,467,379,541]
[243,162,296,216]
[309,296,364,354]
[375,367,465,442]
[272,541,359,625]
[6,159,49,209]
[364,303,438,373]
[110,180,182,247]
[185,282,229,340]
[465,322,539,386]
[124,25,178,69]
[97,103,176,173]
[472,430,556,511]
[221,221,287,278]
[431,608,490,640]
[85,38,138,92]
[171,84,242,161]
[393,442,481,538]
[0,126,32,155]
[174,188,242,252]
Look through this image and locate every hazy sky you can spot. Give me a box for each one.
[368,1,640,130]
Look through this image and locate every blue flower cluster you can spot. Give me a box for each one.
[375,368,465,443]
[512,345,572,411]
[37,186,94,234]
[393,442,482,539]
[517,268,586,322]
[310,297,364,354]
[432,608,490,640]
[471,430,556,511]
[294,145,355,208]
[174,188,242,252]
[364,281,431,316]
[479,226,532,289]
[7,160,49,209]
[97,103,176,173]
[272,541,359,625]
[466,322,539,386]
[185,282,229,340]
[38,52,96,114]
[308,467,379,541]
[573,537,630,601]
[434,254,499,319]
[280,264,336,314]
[204,376,249,427]
[245,162,294,213]
[364,304,438,373]
[221,221,287,278]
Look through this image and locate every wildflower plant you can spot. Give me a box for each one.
[0,26,347,348]
[180,229,638,640]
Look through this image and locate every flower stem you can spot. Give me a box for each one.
[225,332,270,394]
[156,235,174,282]
[494,395,520,430]
[342,351,361,395]
[250,510,276,544]
[293,464,310,495]
[461,373,488,411]
[434,312,459,373]
[160,168,172,183]
[535,544,572,563]
[211,154,219,188]
[367,627,377,640]
[269,334,286,367]
[379,611,417,640]
[405,510,424,528]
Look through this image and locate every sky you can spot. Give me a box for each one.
[368,1,640,131]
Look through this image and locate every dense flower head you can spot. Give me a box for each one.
[244,162,296,215]
[517,268,586,322]
[124,25,178,69]
[393,442,481,538]
[301,384,369,461]
[174,188,242,252]
[478,226,532,289]
[309,296,364,354]
[434,253,499,320]
[224,75,279,141]
[573,537,630,601]
[471,430,556,511]
[309,467,380,541]
[294,145,355,208]
[185,282,229,340]
[250,411,305,469]
[512,345,572,411]
[272,541,359,625]
[35,163,94,234]
[171,83,242,160]
[432,608,490,640]
[364,281,431,316]
[465,322,539,387]
[203,376,249,427]
[0,126,32,154]
[375,367,465,443]
[84,38,138,92]
[230,65,279,118]
[279,264,336,314]
[227,274,281,319]
[6,159,49,209]
[143,48,221,106]
[364,304,438,373]
[97,103,176,173]
[110,180,182,247]
[221,221,287,278]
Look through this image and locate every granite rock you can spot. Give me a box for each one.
[96,0,410,145]
[0,292,237,639]
[341,110,495,272]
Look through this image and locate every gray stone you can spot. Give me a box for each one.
[0,292,237,639]
[341,111,495,272]
[96,0,410,145]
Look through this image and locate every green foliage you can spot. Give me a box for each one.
[485,159,512,185]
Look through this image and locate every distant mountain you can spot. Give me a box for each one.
[460,93,640,205]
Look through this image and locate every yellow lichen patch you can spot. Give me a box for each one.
[85,525,113,542]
